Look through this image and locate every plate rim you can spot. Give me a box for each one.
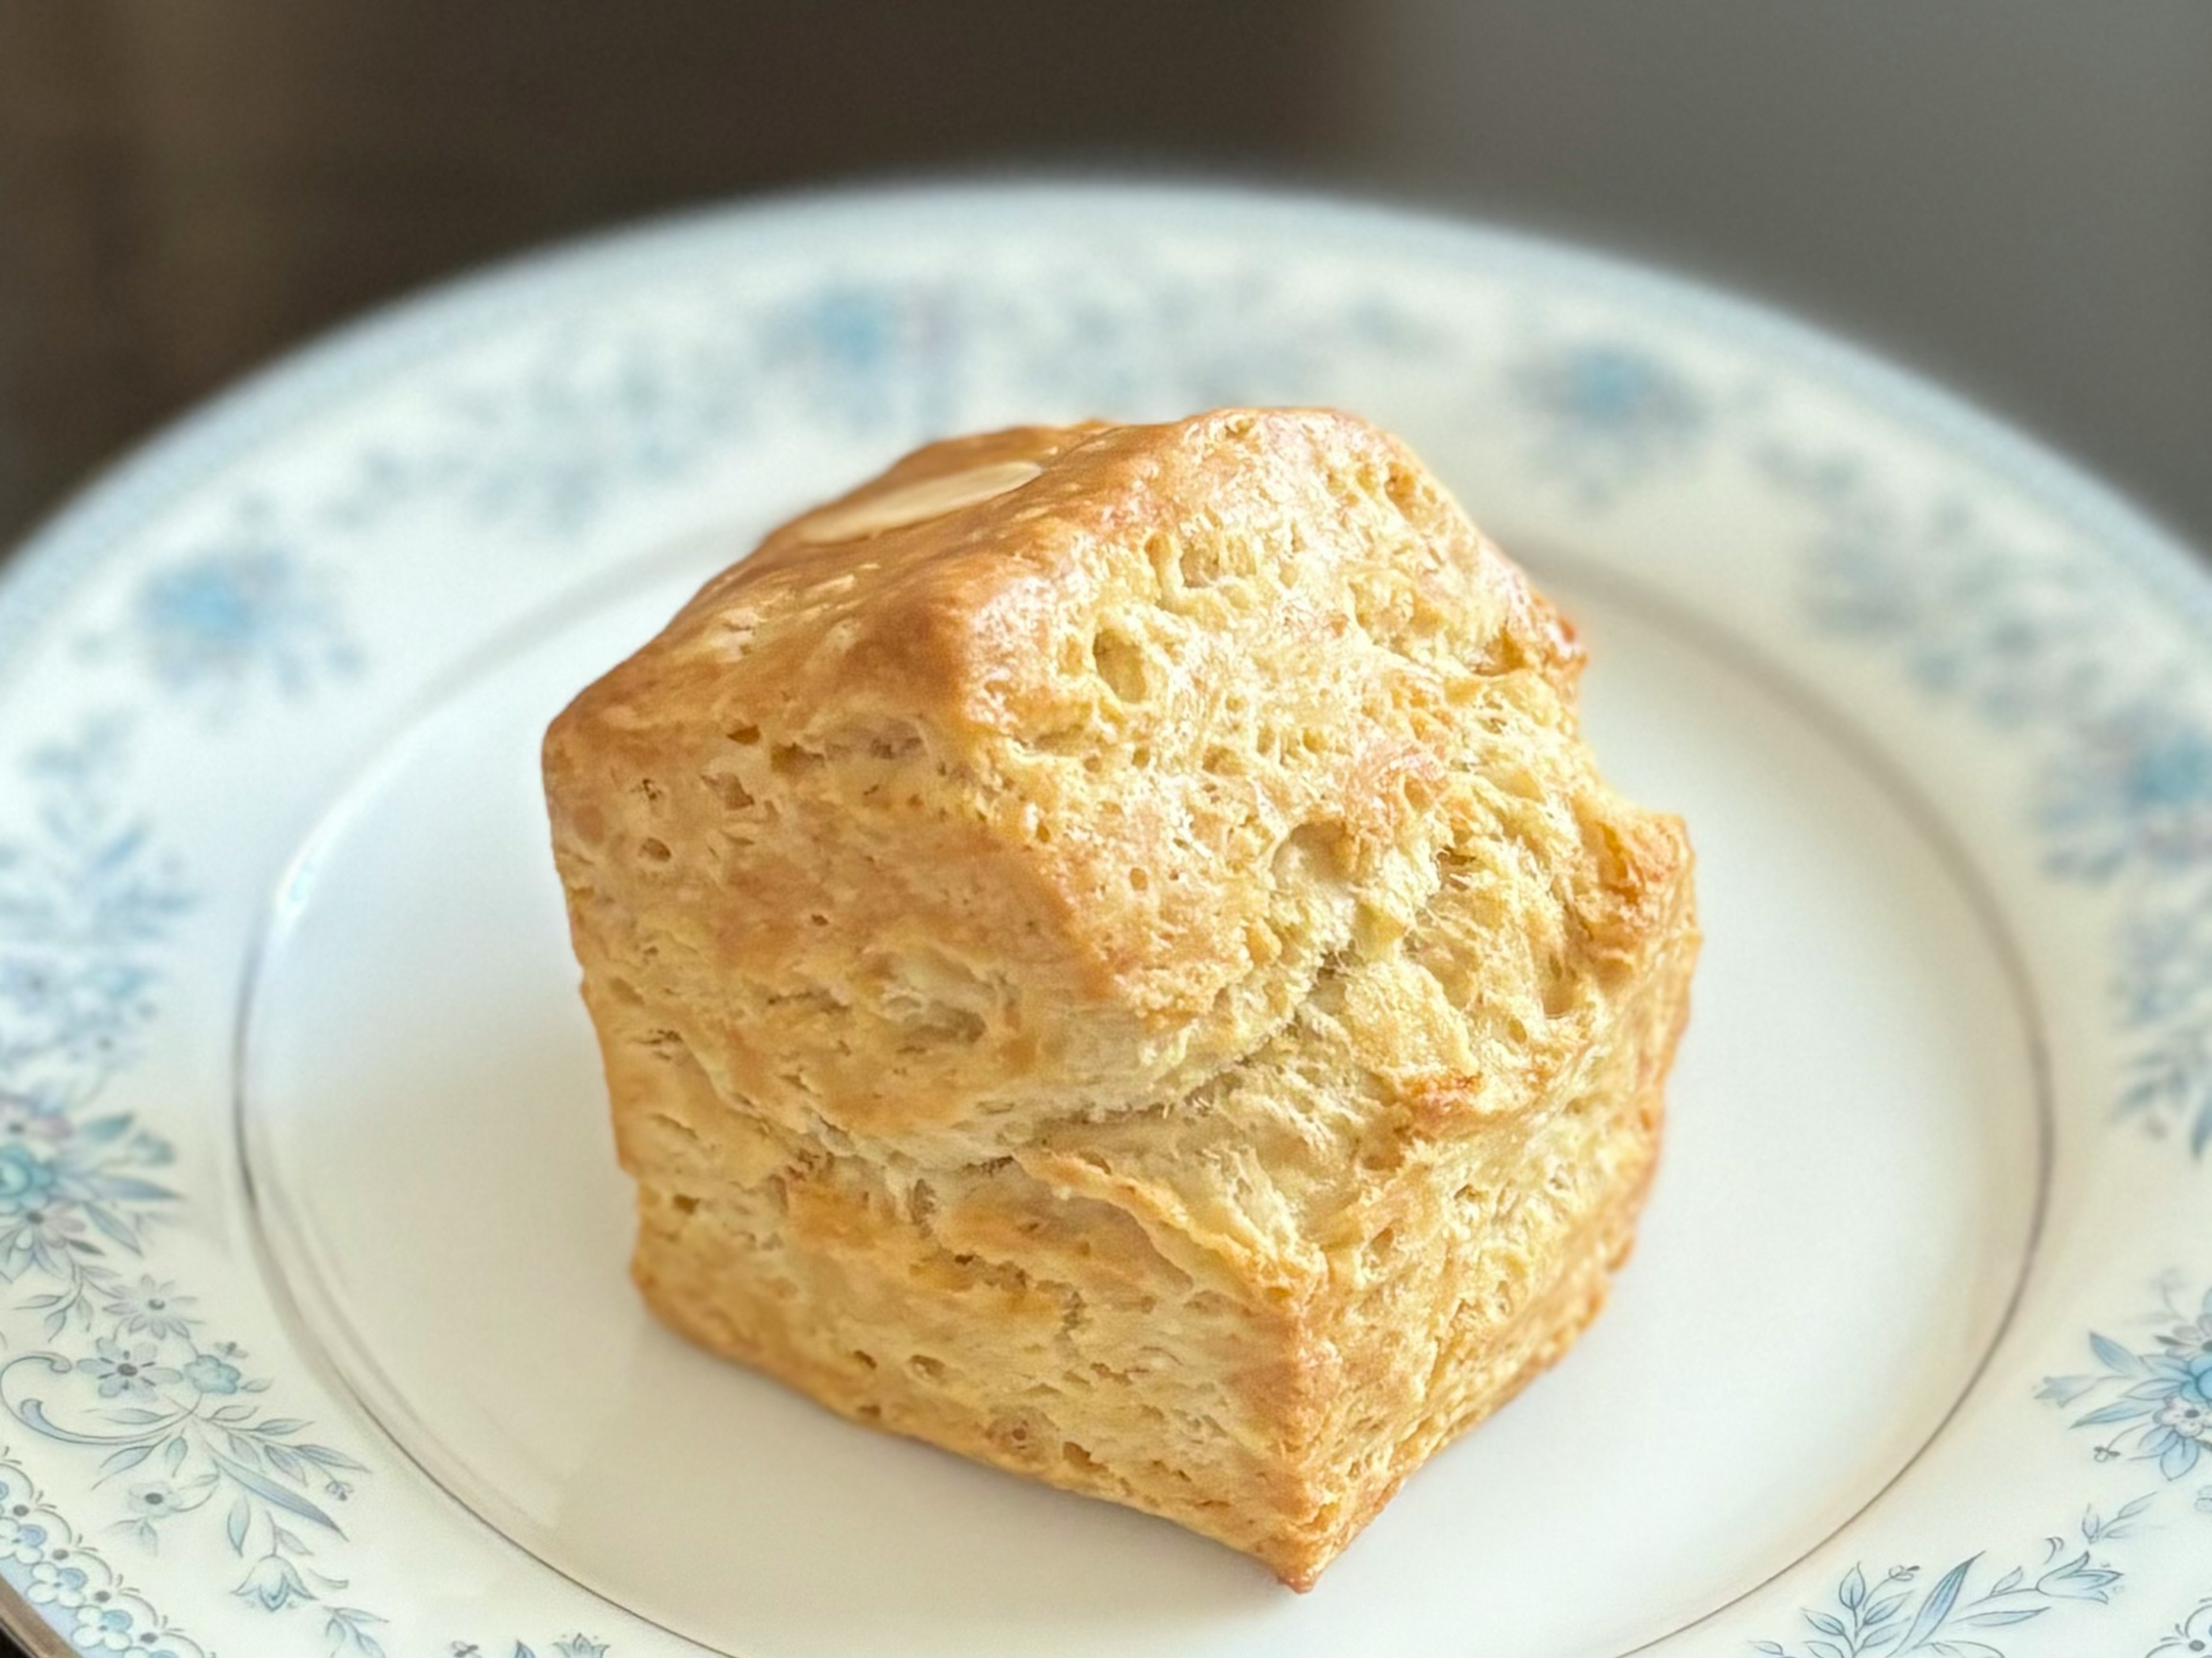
[4,174,2207,651]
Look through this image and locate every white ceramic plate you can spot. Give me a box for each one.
[2,184,2210,1658]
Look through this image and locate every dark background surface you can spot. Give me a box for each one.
[3,2,2210,568]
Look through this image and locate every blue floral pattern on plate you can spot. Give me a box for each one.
[127,542,358,705]
[451,1638,608,1658]
[2043,1280,2212,1480]
[1512,339,1707,506]
[0,732,376,1648]
[1738,441,2212,1155]
[0,1451,206,1657]
[1751,1499,2149,1658]
[2147,1598,2212,1657]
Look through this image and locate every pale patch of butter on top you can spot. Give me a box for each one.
[797,460,1043,545]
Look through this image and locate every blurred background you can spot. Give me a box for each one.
[2,0,2209,563]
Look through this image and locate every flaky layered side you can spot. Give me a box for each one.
[544,408,1698,1587]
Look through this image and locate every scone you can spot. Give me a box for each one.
[543,408,1698,1588]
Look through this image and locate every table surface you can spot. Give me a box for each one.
[0,2,2208,1652]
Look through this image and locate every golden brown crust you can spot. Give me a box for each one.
[544,408,1698,1586]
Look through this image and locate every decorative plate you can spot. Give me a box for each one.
[1,183,2209,1658]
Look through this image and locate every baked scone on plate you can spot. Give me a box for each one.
[542,408,1698,1588]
